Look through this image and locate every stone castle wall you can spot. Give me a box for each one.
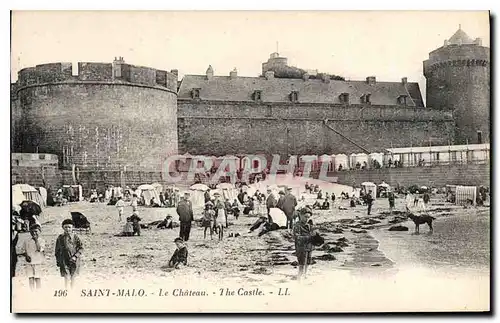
[177,100,455,156]
[424,44,490,144]
[13,62,178,171]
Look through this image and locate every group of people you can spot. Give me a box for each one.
[12,219,84,291]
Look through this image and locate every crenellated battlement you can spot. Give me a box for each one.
[17,60,179,92]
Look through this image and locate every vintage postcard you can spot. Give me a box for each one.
[10,10,490,313]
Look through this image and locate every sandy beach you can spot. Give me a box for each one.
[12,193,490,312]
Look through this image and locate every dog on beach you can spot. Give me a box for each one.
[407,213,435,234]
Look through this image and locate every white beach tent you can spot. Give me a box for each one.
[12,184,45,209]
[369,153,384,166]
[319,154,334,171]
[190,183,210,192]
[455,186,477,206]
[151,183,163,194]
[334,154,348,170]
[137,184,161,206]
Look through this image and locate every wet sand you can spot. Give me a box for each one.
[12,195,490,312]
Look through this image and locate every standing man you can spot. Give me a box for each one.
[387,190,395,215]
[265,188,277,222]
[177,192,194,242]
[366,190,374,215]
[282,187,298,229]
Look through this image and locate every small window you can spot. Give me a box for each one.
[339,93,349,104]
[398,95,408,105]
[436,152,440,161]
[253,90,262,102]
[365,94,371,104]
[290,91,299,103]
[266,106,272,117]
[477,131,483,144]
[191,88,201,99]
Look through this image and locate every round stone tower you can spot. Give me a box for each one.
[13,58,178,171]
[424,26,490,144]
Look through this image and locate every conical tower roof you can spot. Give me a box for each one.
[448,25,474,45]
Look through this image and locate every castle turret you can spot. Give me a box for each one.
[424,26,490,144]
[262,52,288,75]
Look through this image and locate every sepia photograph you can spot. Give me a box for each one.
[10,10,490,313]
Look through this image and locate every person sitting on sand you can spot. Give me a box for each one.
[122,218,134,236]
[317,190,323,200]
[168,238,188,269]
[293,208,316,281]
[150,197,161,208]
[202,202,215,240]
[231,199,240,219]
[157,216,173,229]
[243,198,255,215]
[128,211,142,236]
[312,200,322,210]
[321,199,330,210]
[350,197,356,208]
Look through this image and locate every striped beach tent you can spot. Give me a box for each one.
[455,186,477,206]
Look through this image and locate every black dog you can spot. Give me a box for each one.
[407,213,435,234]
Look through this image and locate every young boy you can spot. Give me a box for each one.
[55,219,83,289]
[168,238,188,269]
[202,202,215,240]
[293,208,315,281]
[21,224,45,291]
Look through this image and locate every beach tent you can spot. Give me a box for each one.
[216,183,234,190]
[62,185,83,202]
[378,182,390,188]
[333,154,348,170]
[269,208,288,227]
[455,186,477,206]
[12,184,45,209]
[110,187,123,198]
[190,183,210,192]
[188,189,205,211]
[361,182,377,198]
[151,183,163,194]
[137,184,161,206]
[319,154,334,172]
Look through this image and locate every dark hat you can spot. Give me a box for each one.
[61,219,74,226]
[279,191,285,195]
[174,237,184,243]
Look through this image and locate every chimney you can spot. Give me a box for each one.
[322,74,330,83]
[265,71,275,80]
[112,56,125,79]
[302,73,309,81]
[444,39,450,47]
[170,69,178,76]
[401,77,407,85]
[230,68,237,79]
[206,65,214,80]
[475,38,483,46]
[366,76,376,85]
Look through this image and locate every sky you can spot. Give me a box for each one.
[10,11,490,105]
